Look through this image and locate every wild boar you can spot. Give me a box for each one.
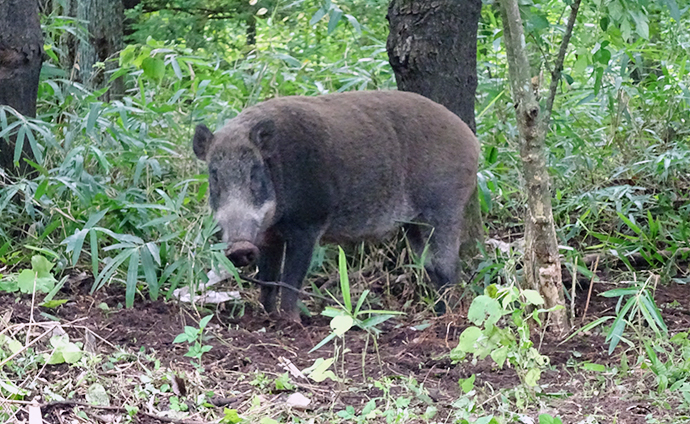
[193,90,479,321]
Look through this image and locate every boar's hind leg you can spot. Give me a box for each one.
[278,228,320,321]
[427,229,462,314]
[404,222,461,314]
[257,237,285,315]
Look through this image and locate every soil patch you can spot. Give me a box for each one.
[1,276,688,423]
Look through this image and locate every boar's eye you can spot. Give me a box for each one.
[207,167,221,210]
[209,167,219,185]
[250,163,271,204]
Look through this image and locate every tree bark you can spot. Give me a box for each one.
[77,0,124,100]
[0,0,43,175]
[386,0,483,264]
[498,0,573,334]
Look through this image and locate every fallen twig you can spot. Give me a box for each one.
[580,247,690,267]
[581,255,599,325]
[239,274,336,304]
[570,256,577,325]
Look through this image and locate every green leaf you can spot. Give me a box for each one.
[141,246,159,300]
[91,248,133,293]
[629,10,649,39]
[327,8,343,34]
[85,208,110,229]
[274,373,295,391]
[170,57,183,79]
[41,299,68,308]
[46,335,82,364]
[184,326,200,339]
[125,249,140,308]
[617,212,642,235]
[222,409,243,424]
[607,298,635,353]
[62,228,88,266]
[25,128,42,164]
[214,252,242,285]
[142,57,166,80]
[582,363,606,372]
[456,326,483,354]
[459,374,475,393]
[486,146,498,165]
[0,379,29,396]
[663,0,681,21]
[539,413,562,424]
[353,289,369,316]
[173,333,190,343]
[34,179,49,200]
[86,383,110,406]
[90,229,99,279]
[600,287,638,297]
[14,125,26,164]
[476,415,497,424]
[561,316,614,344]
[639,292,667,335]
[32,255,53,278]
[593,46,611,66]
[330,315,353,337]
[0,335,23,354]
[490,345,509,368]
[85,102,100,136]
[338,247,351,312]
[309,331,337,353]
[344,14,361,34]
[360,313,396,330]
[309,7,327,25]
[524,368,541,386]
[521,289,544,306]
[303,357,338,382]
[133,155,147,186]
[527,12,549,32]
[272,53,301,68]
[17,268,55,294]
[199,315,213,330]
[467,295,502,326]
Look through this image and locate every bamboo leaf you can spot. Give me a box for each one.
[125,250,140,308]
[338,247,351,312]
[141,246,159,300]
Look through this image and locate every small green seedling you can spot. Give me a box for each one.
[173,315,213,366]
[45,334,83,365]
[311,247,403,353]
[451,284,555,388]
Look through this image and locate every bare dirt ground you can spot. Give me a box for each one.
[2,272,689,424]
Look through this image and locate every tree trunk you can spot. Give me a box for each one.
[386,0,483,266]
[77,0,124,100]
[52,0,79,79]
[0,0,43,175]
[246,16,256,47]
[498,0,570,334]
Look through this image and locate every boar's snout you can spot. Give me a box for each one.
[226,241,260,267]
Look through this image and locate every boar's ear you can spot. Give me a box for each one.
[249,120,276,148]
[193,124,214,161]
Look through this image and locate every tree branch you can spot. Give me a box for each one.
[140,1,245,20]
[543,0,582,124]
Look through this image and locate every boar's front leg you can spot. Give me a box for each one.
[257,231,285,315]
[278,227,320,322]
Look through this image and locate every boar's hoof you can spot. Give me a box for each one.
[226,241,260,267]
